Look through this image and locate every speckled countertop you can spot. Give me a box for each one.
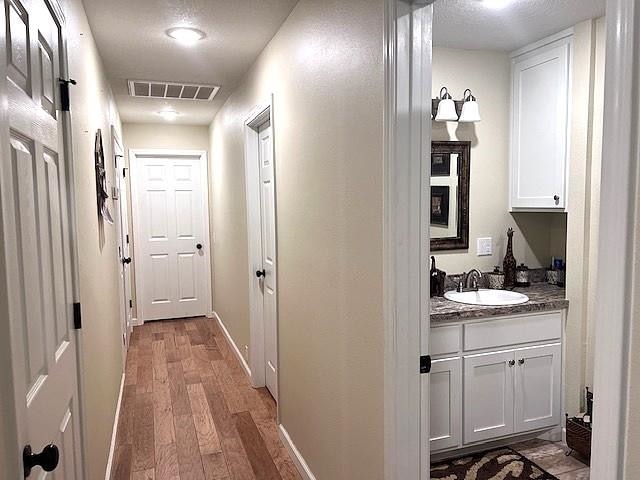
[431,283,568,324]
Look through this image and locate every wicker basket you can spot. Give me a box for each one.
[566,415,592,462]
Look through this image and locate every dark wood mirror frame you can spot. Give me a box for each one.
[430,141,470,251]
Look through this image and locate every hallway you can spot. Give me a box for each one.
[110,317,301,480]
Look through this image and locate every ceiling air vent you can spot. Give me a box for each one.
[127,80,220,101]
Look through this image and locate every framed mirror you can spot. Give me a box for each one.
[430,141,470,251]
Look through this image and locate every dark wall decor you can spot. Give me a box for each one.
[431,140,470,251]
[95,129,114,224]
[431,152,451,176]
[430,186,450,226]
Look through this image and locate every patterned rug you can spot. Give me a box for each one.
[431,447,559,480]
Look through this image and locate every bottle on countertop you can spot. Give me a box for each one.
[503,228,517,288]
[486,266,505,290]
[430,256,447,297]
[515,263,530,287]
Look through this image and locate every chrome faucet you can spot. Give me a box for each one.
[466,269,483,291]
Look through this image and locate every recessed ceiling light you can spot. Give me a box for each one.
[158,109,180,121]
[483,0,513,9]
[166,27,206,46]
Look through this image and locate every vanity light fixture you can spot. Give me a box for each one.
[166,27,206,46]
[458,89,482,123]
[434,87,458,122]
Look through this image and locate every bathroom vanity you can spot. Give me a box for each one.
[429,284,568,457]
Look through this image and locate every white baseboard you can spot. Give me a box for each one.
[206,311,214,319]
[278,425,316,480]
[104,373,125,480]
[131,317,143,327]
[212,311,251,378]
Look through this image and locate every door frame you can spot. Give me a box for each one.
[129,149,213,323]
[112,126,131,360]
[243,96,279,398]
[383,1,433,479]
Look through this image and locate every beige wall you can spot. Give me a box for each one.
[64,0,124,478]
[431,47,563,275]
[564,18,606,415]
[122,123,210,318]
[209,0,384,477]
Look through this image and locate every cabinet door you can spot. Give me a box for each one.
[515,343,562,433]
[511,38,571,210]
[430,358,462,451]
[464,351,515,443]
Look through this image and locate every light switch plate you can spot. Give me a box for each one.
[477,237,492,256]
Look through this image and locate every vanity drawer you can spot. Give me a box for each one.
[431,325,461,356]
[463,312,562,351]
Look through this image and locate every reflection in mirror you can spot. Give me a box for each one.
[430,141,470,251]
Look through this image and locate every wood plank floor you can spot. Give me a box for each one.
[111,317,301,480]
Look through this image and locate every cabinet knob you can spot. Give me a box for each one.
[518,358,525,365]
[553,195,560,202]
[508,360,515,367]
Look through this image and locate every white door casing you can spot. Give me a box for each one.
[0,0,83,477]
[131,150,212,322]
[113,128,132,356]
[258,122,278,401]
[464,350,516,443]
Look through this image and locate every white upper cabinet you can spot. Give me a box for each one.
[510,34,572,211]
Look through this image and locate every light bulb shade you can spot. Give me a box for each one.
[435,98,458,122]
[459,100,481,122]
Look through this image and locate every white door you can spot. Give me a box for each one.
[511,38,571,210]
[0,0,83,477]
[258,122,278,401]
[430,357,462,452]
[464,350,515,443]
[514,343,562,433]
[114,136,132,353]
[132,151,211,321]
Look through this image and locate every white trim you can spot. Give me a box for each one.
[213,311,251,378]
[243,97,278,395]
[384,2,433,479]
[509,27,575,58]
[591,0,637,478]
[104,373,125,480]
[131,317,143,327]
[129,149,213,322]
[278,424,317,480]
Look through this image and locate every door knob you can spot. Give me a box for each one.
[23,444,59,477]
[196,243,203,250]
[122,257,131,265]
[256,269,266,278]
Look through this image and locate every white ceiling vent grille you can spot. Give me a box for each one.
[127,80,220,101]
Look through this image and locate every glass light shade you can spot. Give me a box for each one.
[435,98,458,122]
[459,100,481,123]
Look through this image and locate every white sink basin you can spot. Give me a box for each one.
[444,289,529,306]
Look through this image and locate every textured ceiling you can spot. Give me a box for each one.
[434,0,606,52]
[82,0,298,125]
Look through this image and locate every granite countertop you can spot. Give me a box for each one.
[431,283,568,324]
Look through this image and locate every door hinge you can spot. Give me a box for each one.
[58,78,77,112]
[122,167,127,178]
[126,234,129,244]
[73,302,82,329]
[420,355,432,374]
[129,299,133,309]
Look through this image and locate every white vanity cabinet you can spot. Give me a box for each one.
[430,310,564,454]
[510,33,572,211]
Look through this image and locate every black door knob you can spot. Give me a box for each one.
[256,269,266,278]
[122,257,131,265]
[196,243,203,250]
[23,444,59,477]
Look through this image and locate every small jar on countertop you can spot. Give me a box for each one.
[486,266,505,290]
[516,263,530,287]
